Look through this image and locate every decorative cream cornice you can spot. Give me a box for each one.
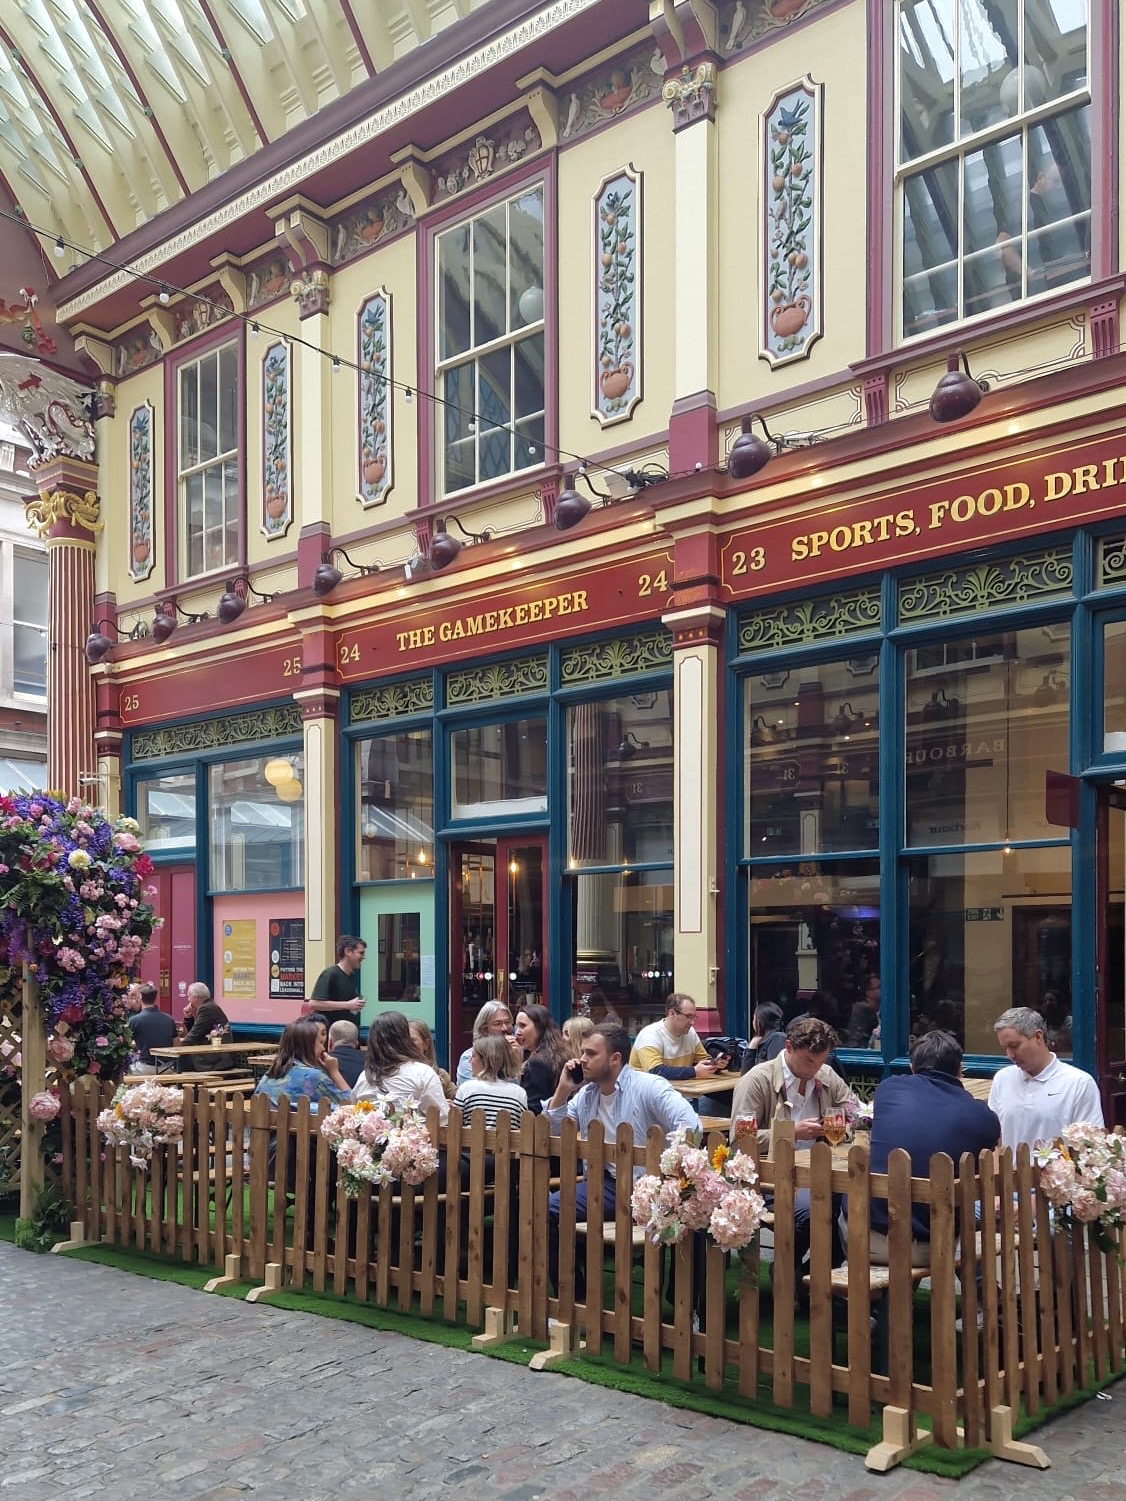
[25,489,103,539]
[58,0,604,323]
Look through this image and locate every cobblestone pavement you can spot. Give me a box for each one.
[2,1242,1123,1500]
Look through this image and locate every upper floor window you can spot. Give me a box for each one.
[898,0,1091,339]
[435,184,545,495]
[12,548,47,696]
[178,341,239,577]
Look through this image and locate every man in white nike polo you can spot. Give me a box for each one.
[988,1006,1104,1149]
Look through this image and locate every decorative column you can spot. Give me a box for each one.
[291,615,341,985]
[655,0,721,474]
[662,602,726,1021]
[25,464,102,800]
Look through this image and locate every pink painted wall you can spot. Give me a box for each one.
[212,890,304,1025]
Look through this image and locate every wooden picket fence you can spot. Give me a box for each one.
[56,1077,1126,1472]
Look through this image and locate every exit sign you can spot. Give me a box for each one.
[965,907,1004,922]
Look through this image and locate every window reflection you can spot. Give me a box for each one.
[450,717,547,818]
[904,624,1069,846]
[908,846,1072,1055]
[570,870,673,1029]
[209,753,304,891]
[567,692,673,867]
[745,661,879,856]
[357,729,434,881]
[747,861,881,1045]
[136,769,196,854]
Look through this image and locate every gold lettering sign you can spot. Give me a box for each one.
[396,589,590,652]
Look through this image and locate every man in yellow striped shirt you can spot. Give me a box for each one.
[629,994,726,1081]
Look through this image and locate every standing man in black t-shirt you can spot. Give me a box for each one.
[308,934,366,1018]
[128,982,176,1073]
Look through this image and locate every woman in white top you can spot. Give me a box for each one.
[353,1011,449,1124]
[454,1034,528,1131]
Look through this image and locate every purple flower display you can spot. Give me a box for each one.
[0,794,158,1079]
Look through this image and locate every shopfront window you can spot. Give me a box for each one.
[746,860,881,1046]
[209,752,304,891]
[904,623,1069,846]
[567,691,673,868]
[570,870,674,1029]
[908,846,1072,1055]
[744,659,880,856]
[357,729,434,880]
[136,769,196,855]
[1102,617,1126,753]
[450,717,547,819]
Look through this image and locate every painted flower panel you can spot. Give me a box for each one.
[129,403,154,580]
[762,79,823,367]
[358,291,392,506]
[262,342,291,537]
[594,168,642,426]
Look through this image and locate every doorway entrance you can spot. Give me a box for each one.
[1096,786,1126,1126]
[137,863,197,1022]
[449,836,546,1060]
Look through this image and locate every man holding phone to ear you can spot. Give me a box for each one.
[545,1023,698,1292]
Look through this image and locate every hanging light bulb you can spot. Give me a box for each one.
[404,388,413,404]
[53,235,65,258]
[158,283,171,304]
[263,757,294,788]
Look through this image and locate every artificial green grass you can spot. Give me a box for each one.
[43,1232,1123,1478]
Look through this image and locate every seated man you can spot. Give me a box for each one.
[989,1006,1104,1149]
[545,1023,697,1292]
[729,1017,854,1276]
[179,982,237,1072]
[327,1018,365,1089]
[859,1029,1000,1265]
[127,982,175,1073]
[629,993,724,1080]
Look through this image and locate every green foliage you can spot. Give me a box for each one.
[13,1181,71,1253]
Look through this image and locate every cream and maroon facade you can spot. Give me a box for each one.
[36,0,1126,1113]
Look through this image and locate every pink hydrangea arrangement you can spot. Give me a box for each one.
[97,1081,185,1169]
[631,1128,767,1251]
[320,1098,439,1197]
[1034,1122,1126,1252]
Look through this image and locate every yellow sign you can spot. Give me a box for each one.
[221,919,257,997]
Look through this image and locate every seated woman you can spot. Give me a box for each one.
[562,1015,593,1060]
[453,1035,528,1130]
[409,1017,457,1100]
[254,1019,352,1110]
[513,1002,570,1114]
[355,1010,449,1123]
[454,1000,513,1084]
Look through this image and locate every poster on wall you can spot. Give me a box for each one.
[221,919,257,997]
[270,917,306,999]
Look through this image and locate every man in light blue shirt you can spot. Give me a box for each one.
[545,1023,698,1292]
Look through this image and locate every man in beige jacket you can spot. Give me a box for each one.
[729,1016,853,1284]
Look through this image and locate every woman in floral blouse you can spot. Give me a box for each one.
[254,1019,352,1111]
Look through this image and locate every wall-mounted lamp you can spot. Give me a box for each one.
[727,414,782,480]
[427,515,494,571]
[313,545,382,598]
[553,470,594,531]
[84,616,148,665]
[151,599,209,645]
[617,730,650,761]
[217,574,280,624]
[929,351,989,423]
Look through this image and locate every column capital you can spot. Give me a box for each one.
[25,485,102,541]
[291,267,330,319]
[292,684,341,720]
[662,59,718,129]
[662,603,726,648]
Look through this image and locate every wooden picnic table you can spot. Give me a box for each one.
[151,1042,276,1074]
[668,1071,739,1099]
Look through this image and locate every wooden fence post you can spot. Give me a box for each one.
[19,967,46,1220]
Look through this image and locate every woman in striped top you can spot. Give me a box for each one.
[453,1034,528,1131]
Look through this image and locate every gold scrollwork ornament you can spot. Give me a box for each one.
[25,488,103,538]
